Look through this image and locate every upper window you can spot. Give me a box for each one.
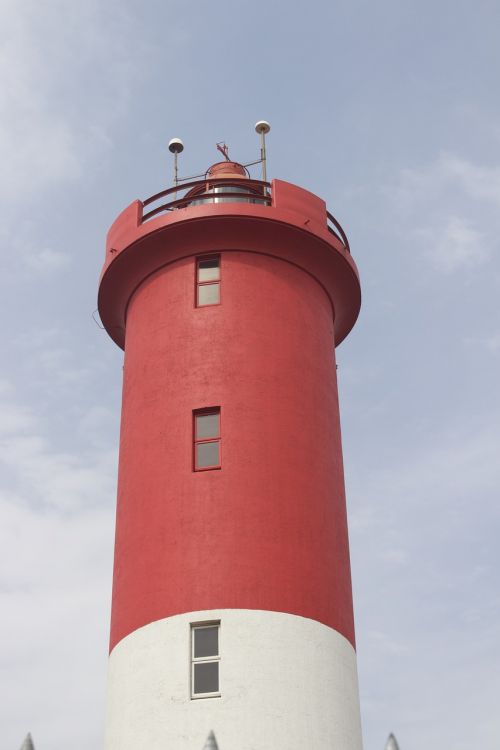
[191,622,220,698]
[193,408,221,470]
[196,256,220,306]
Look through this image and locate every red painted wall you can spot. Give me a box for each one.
[109,250,356,652]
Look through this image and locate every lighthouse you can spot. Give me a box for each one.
[99,125,363,750]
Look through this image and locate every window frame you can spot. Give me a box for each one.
[190,621,221,699]
[193,407,221,471]
[195,255,221,308]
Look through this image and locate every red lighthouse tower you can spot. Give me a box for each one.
[99,126,363,750]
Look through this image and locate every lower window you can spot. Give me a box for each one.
[191,622,220,698]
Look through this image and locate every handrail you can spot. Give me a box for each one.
[143,191,272,222]
[141,178,350,254]
[327,211,350,254]
[143,177,271,207]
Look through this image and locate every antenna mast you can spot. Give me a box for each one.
[255,120,271,184]
[168,137,184,198]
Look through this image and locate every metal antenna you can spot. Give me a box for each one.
[168,137,184,198]
[216,142,230,161]
[255,120,271,184]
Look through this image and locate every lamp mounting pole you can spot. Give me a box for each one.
[168,137,184,200]
[255,120,271,187]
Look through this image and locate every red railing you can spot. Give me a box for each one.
[141,178,350,253]
[142,178,271,221]
[326,211,351,254]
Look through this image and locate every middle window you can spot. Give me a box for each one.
[193,408,221,470]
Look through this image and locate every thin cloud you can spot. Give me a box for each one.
[0,389,117,513]
[0,0,140,202]
[22,248,71,274]
[0,381,115,747]
[350,417,500,750]
[420,215,489,273]
[439,154,500,206]
[383,153,500,275]
[393,153,500,209]
[463,332,500,354]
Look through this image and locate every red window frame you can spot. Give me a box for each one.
[193,407,221,471]
[196,255,221,307]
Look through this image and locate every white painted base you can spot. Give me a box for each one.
[105,609,363,750]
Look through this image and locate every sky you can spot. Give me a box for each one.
[0,0,499,748]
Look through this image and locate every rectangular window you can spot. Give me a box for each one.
[191,622,220,698]
[193,408,221,471]
[196,256,220,306]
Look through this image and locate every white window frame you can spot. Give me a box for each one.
[191,621,221,699]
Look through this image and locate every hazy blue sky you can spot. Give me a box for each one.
[1,1,499,748]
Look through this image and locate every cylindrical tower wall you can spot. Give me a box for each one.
[101,175,363,750]
[105,250,361,749]
[111,250,354,649]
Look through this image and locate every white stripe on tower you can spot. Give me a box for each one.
[105,609,362,750]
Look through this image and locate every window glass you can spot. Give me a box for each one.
[191,622,220,698]
[194,626,219,658]
[196,441,220,469]
[195,412,220,440]
[193,661,219,695]
[198,283,220,306]
[198,258,220,282]
[211,186,250,204]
